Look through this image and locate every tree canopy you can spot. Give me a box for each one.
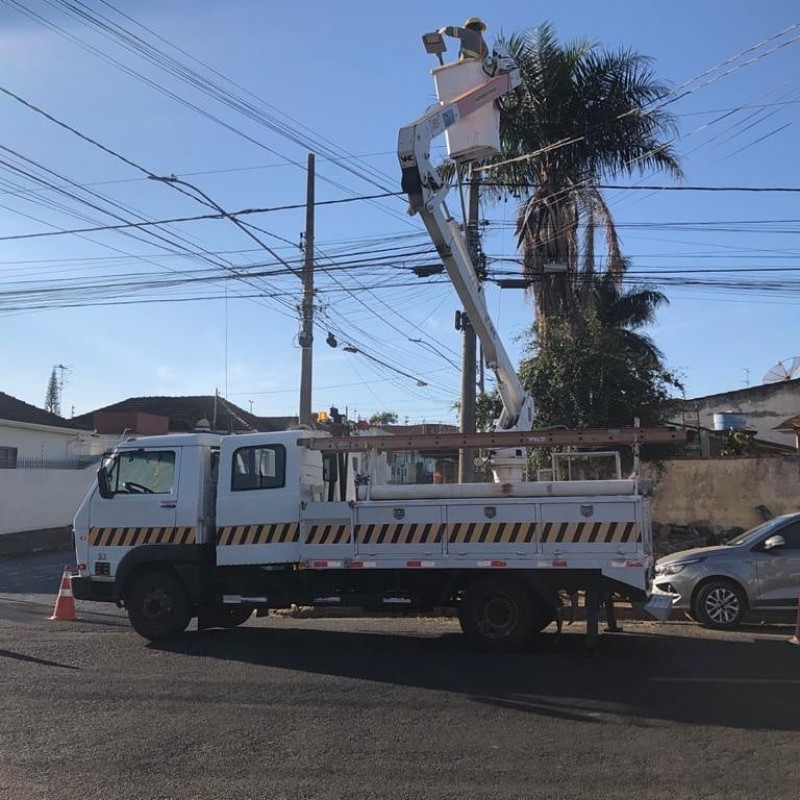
[369,410,399,426]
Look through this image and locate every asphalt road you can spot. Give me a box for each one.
[1,550,798,800]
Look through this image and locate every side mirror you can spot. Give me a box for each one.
[97,466,113,499]
[762,534,785,551]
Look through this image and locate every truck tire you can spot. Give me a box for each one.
[458,576,535,652]
[127,571,191,640]
[692,579,747,630]
[214,605,255,628]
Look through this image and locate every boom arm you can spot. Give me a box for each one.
[398,67,532,432]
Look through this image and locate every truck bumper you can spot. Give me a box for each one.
[71,576,115,603]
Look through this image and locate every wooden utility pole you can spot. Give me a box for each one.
[299,153,315,427]
[458,166,480,482]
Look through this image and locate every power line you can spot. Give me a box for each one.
[481,183,800,193]
[0,191,403,243]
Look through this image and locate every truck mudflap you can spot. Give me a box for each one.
[71,576,114,603]
[643,593,674,622]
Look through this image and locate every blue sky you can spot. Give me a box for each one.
[1,1,798,424]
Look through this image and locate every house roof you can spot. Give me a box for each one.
[70,396,297,434]
[774,414,800,432]
[0,391,89,430]
[671,377,800,408]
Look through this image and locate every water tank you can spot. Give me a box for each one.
[713,412,747,431]
[431,60,501,161]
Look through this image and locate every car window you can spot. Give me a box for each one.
[775,522,800,549]
[727,517,791,547]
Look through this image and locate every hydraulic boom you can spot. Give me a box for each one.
[399,59,532,478]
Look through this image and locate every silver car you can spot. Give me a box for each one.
[653,512,800,629]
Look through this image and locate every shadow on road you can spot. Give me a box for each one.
[149,622,800,732]
[0,647,79,670]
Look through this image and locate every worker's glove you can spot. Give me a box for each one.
[437,27,447,35]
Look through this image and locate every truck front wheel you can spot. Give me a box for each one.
[127,571,191,640]
[458,576,535,652]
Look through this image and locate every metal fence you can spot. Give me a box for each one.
[8,456,100,471]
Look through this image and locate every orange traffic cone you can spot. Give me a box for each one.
[49,566,78,621]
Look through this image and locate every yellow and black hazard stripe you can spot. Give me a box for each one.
[305,524,352,545]
[538,521,639,544]
[217,522,300,546]
[89,527,196,547]
[355,523,444,546]
[447,521,537,545]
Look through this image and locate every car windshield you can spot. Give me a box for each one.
[725,516,793,547]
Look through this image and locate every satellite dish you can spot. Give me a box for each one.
[762,356,800,384]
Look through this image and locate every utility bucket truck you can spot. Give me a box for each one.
[71,46,679,651]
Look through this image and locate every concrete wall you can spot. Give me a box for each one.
[670,380,800,446]
[646,456,800,530]
[0,466,96,535]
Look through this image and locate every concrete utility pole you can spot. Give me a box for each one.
[458,166,480,482]
[299,153,315,427]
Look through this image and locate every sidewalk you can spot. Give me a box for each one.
[0,527,72,557]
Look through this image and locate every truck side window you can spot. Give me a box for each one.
[106,450,176,495]
[231,445,286,492]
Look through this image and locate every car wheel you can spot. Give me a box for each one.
[127,571,191,640]
[458,576,535,652]
[692,579,747,629]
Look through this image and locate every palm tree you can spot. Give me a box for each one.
[486,23,683,343]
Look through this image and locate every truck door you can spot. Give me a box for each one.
[88,447,181,576]
[753,521,800,607]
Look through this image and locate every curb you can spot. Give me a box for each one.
[0,527,72,558]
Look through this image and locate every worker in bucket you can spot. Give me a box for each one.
[438,17,488,60]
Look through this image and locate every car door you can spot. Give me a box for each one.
[753,521,800,607]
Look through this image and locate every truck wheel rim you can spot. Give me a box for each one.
[477,592,518,638]
[143,589,173,622]
[705,587,740,624]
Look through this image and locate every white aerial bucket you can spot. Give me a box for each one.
[432,59,501,162]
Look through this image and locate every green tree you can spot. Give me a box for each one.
[44,367,60,415]
[369,411,399,426]
[520,274,683,430]
[488,23,682,343]
[475,391,504,432]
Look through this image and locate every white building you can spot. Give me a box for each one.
[0,391,98,537]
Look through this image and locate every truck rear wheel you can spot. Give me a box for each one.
[127,571,191,640]
[458,576,535,652]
